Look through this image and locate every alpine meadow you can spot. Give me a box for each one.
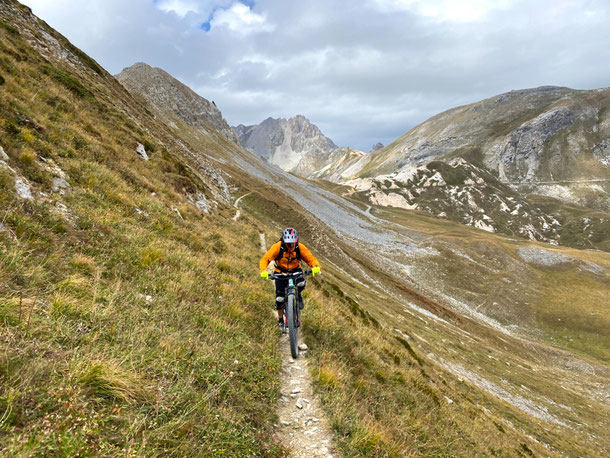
[1,0,609,456]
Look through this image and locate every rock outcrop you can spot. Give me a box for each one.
[370,142,384,152]
[351,87,610,190]
[116,63,238,144]
[295,147,366,182]
[234,115,337,171]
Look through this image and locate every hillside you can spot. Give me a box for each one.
[1,1,609,456]
[318,87,610,250]
[354,86,610,187]
[115,62,239,144]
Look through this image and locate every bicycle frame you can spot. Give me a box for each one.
[268,270,311,358]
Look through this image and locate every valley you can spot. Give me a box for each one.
[1,0,609,455]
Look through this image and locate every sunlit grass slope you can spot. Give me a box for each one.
[1,1,608,456]
[0,4,287,454]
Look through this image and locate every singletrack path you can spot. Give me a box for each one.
[260,230,335,455]
[276,333,336,457]
[232,192,252,221]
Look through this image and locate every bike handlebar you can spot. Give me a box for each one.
[268,270,312,280]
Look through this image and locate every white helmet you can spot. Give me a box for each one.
[282,227,298,243]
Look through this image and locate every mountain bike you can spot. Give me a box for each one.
[268,270,312,359]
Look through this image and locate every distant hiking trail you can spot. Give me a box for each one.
[233,192,252,221]
[257,231,336,456]
[275,334,336,457]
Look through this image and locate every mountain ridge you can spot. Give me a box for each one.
[1,1,609,455]
[115,62,239,144]
[306,85,610,249]
[234,114,337,171]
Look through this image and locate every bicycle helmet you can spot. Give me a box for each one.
[282,227,299,243]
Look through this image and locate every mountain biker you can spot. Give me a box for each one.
[259,228,321,330]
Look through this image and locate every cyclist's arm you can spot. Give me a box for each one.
[299,243,320,269]
[259,241,281,272]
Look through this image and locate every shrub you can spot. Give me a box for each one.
[41,64,94,99]
[0,18,19,35]
[316,366,339,388]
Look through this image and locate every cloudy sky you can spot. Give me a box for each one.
[25,0,610,151]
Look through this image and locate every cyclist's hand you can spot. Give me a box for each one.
[312,265,321,276]
[260,270,269,280]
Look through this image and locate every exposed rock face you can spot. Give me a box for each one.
[234,115,337,171]
[370,142,384,152]
[295,147,366,182]
[352,87,610,186]
[116,63,238,144]
[345,158,609,246]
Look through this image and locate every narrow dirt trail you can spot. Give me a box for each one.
[259,232,336,456]
[276,335,337,457]
[233,192,252,221]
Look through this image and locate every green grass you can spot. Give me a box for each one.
[0,15,289,454]
[41,64,94,99]
[2,5,609,456]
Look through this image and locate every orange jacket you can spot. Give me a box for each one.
[259,241,320,273]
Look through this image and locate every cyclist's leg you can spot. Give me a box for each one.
[296,271,306,309]
[275,277,287,320]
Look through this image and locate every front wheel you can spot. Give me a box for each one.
[286,294,299,359]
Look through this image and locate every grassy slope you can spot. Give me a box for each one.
[236,189,609,456]
[0,8,286,455]
[297,244,609,456]
[1,3,609,456]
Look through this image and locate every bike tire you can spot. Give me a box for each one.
[286,294,299,359]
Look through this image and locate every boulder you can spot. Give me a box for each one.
[136,143,149,160]
[15,176,33,200]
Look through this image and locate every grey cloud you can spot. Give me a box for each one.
[25,0,610,150]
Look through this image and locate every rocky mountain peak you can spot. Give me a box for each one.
[115,63,238,143]
[234,115,337,171]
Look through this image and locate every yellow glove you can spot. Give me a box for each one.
[312,265,321,276]
[260,270,269,279]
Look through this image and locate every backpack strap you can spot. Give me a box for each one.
[274,240,301,272]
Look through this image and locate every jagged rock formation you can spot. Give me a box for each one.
[370,142,384,152]
[116,62,238,144]
[234,115,337,171]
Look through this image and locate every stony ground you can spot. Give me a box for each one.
[276,332,336,457]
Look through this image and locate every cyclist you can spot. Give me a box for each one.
[259,227,321,330]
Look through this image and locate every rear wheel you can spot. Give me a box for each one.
[286,294,299,359]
